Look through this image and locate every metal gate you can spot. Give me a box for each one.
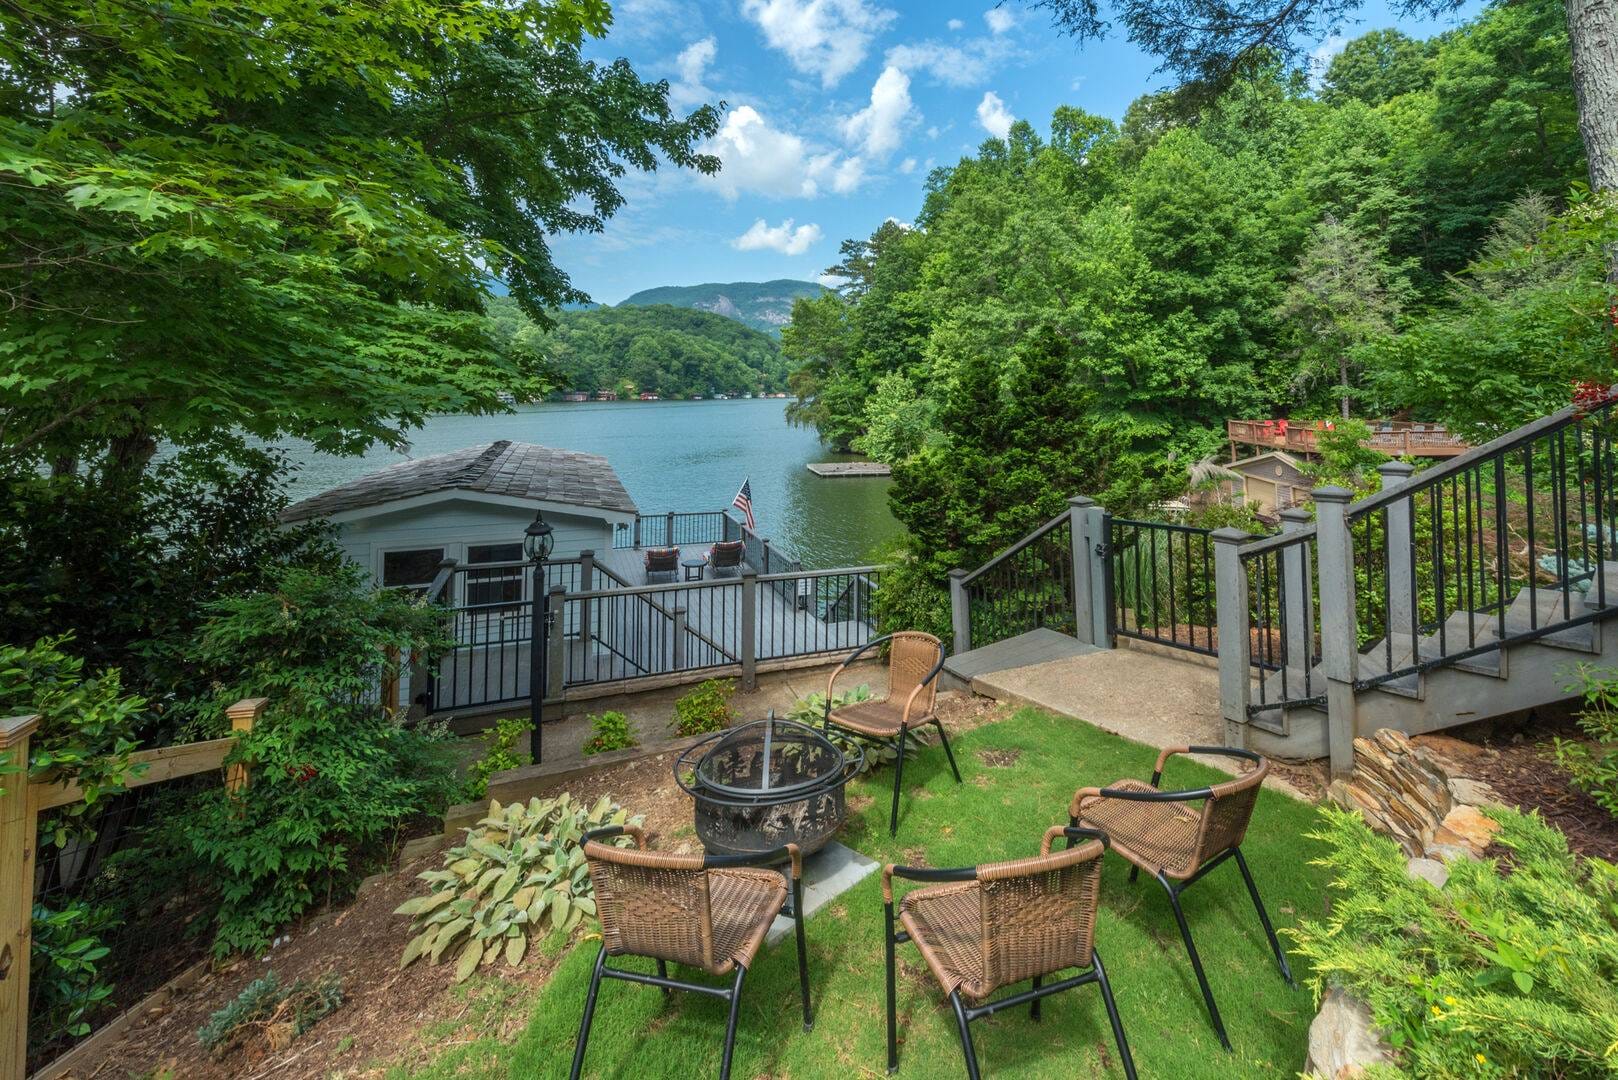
[1105,517,1219,657]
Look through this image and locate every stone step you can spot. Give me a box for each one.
[943,627,1098,683]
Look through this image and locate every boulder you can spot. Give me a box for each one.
[1447,777,1501,808]
[1439,805,1501,855]
[1306,987,1394,1079]
[1404,857,1449,889]
[1426,842,1474,864]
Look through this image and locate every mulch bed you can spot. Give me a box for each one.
[1443,711,1618,863]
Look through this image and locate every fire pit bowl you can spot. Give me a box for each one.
[675,714,863,857]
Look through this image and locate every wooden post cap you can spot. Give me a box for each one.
[0,714,40,750]
[224,698,269,724]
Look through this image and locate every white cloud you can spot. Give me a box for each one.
[898,156,917,174]
[947,17,964,29]
[701,105,865,198]
[976,90,1013,139]
[670,37,717,109]
[741,0,897,88]
[733,218,823,255]
[841,65,915,159]
[884,32,1015,88]
[984,6,1015,33]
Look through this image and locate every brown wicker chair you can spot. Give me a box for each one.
[822,631,960,836]
[707,539,746,577]
[643,546,680,583]
[569,825,812,1080]
[882,826,1136,1079]
[1070,746,1295,1050]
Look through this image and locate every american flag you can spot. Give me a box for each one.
[732,478,756,530]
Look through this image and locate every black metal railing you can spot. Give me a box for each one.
[1108,517,1218,656]
[755,566,882,660]
[1347,393,1617,691]
[1239,527,1324,722]
[959,512,1076,650]
[560,578,741,686]
[617,511,736,549]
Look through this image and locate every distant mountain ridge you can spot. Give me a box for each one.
[617,279,827,335]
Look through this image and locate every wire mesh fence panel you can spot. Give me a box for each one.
[27,774,222,1073]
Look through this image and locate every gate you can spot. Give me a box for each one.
[1105,517,1219,657]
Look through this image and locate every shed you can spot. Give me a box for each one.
[1228,451,1313,516]
[281,441,637,590]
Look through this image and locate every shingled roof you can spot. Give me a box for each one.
[281,442,638,523]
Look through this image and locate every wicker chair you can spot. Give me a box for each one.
[707,539,746,577]
[643,546,679,583]
[1069,746,1295,1050]
[570,826,812,1080]
[882,826,1136,1079]
[823,631,960,836]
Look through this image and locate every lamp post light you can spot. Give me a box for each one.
[524,510,554,765]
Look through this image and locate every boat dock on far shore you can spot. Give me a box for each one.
[805,461,891,478]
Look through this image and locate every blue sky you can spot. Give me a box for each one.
[554,0,1485,305]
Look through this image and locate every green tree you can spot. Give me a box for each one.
[1322,29,1434,106]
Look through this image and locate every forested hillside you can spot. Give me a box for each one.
[619,279,829,334]
[487,298,790,397]
[780,0,1616,636]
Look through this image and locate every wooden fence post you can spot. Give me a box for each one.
[224,698,267,798]
[1,714,42,1080]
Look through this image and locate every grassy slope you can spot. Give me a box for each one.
[396,708,1329,1079]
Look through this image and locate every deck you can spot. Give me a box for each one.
[805,461,892,478]
[1227,418,1469,459]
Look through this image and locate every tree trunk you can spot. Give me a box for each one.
[1339,355,1351,419]
[1565,0,1618,277]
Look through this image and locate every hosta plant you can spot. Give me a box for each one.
[396,793,642,981]
[786,684,933,775]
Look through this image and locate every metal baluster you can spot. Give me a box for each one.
[1433,484,1447,655]
[1525,443,1538,629]
[1463,468,1476,648]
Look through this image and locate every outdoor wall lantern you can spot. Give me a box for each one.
[523,510,555,562]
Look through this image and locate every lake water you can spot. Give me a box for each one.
[277,399,902,568]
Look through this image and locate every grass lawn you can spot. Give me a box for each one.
[395,707,1331,1079]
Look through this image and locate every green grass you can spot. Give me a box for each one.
[395,708,1330,1079]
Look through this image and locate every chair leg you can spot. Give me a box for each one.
[1233,848,1296,988]
[793,879,814,1031]
[1157,871,1231,1051]
[657,959,671,998]
[948,991,982,1080]
[889,730,908,836]
[1092,950,1138,1080]
[933,718,962,783]
[1030,975,1042,1020]
[885,903,899,1074]
[719,965,747,1080]
[1128,865,1140,884]
[569,947,608,1080]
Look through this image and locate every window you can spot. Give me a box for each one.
[465,542,525,607]
[382,548,446,594]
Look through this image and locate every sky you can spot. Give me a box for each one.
[553,0,1486,305]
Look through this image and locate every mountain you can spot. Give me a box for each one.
[617,279,828,335]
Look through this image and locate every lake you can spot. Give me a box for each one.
[277,399,902,568]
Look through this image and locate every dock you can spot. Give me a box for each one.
[805,461,891,478]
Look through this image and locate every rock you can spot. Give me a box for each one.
[1439,805,1501,855]
[1405,857,1449,889]
[1447,777,1501,808]
[1426,842,1474,864]
[1306,987,1394,1079]
[1411,733,1494,771]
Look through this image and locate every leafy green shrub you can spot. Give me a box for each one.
[1552,665,1618,817]
[184,565,462,956]
[463,717,533,801]
[581,711,635,755]
[0,635,145,843]
[397,794,642,981]
[28,901,114,1052]
[1288,805,1618,1077]
[196,970,343,1056]
[784,684,932,774]
[672,678,736,737]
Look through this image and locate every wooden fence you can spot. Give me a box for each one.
[0,697,266,1080]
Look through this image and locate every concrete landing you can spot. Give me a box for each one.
[944,628,1099,682]
[969,646,1223,754]
[765,840,879,945]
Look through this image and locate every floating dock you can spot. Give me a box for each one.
[805,461,891,478]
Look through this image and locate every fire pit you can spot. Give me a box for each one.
[675,714,863,857]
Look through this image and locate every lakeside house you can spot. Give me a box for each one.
[279,441,638,591]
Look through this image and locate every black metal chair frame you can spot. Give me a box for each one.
[822,633,961,836]
[569,829,813,1080]
[883,828,1137,1080]
[1069,746,1295,1051]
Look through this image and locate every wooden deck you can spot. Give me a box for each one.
[805,461,892,478]
[1228,418,1470,459]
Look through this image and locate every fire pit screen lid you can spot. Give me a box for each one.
[692,716,846,802]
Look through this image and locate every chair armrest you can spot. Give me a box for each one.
[1152,745,1264,786]
[584,824,647,848]
[881,862,976,903]
[1041,825,1111,855]
[899,650,949,728]
[704,843,803,880]
[1071,784,1216,821]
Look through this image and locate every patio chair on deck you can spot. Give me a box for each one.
[823,631,960,836]
[1069,746,1295,1050]
[643,546,679,583]
[882,826,1136,1079]
[570,825,813,1080]
[707,539,746,577]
